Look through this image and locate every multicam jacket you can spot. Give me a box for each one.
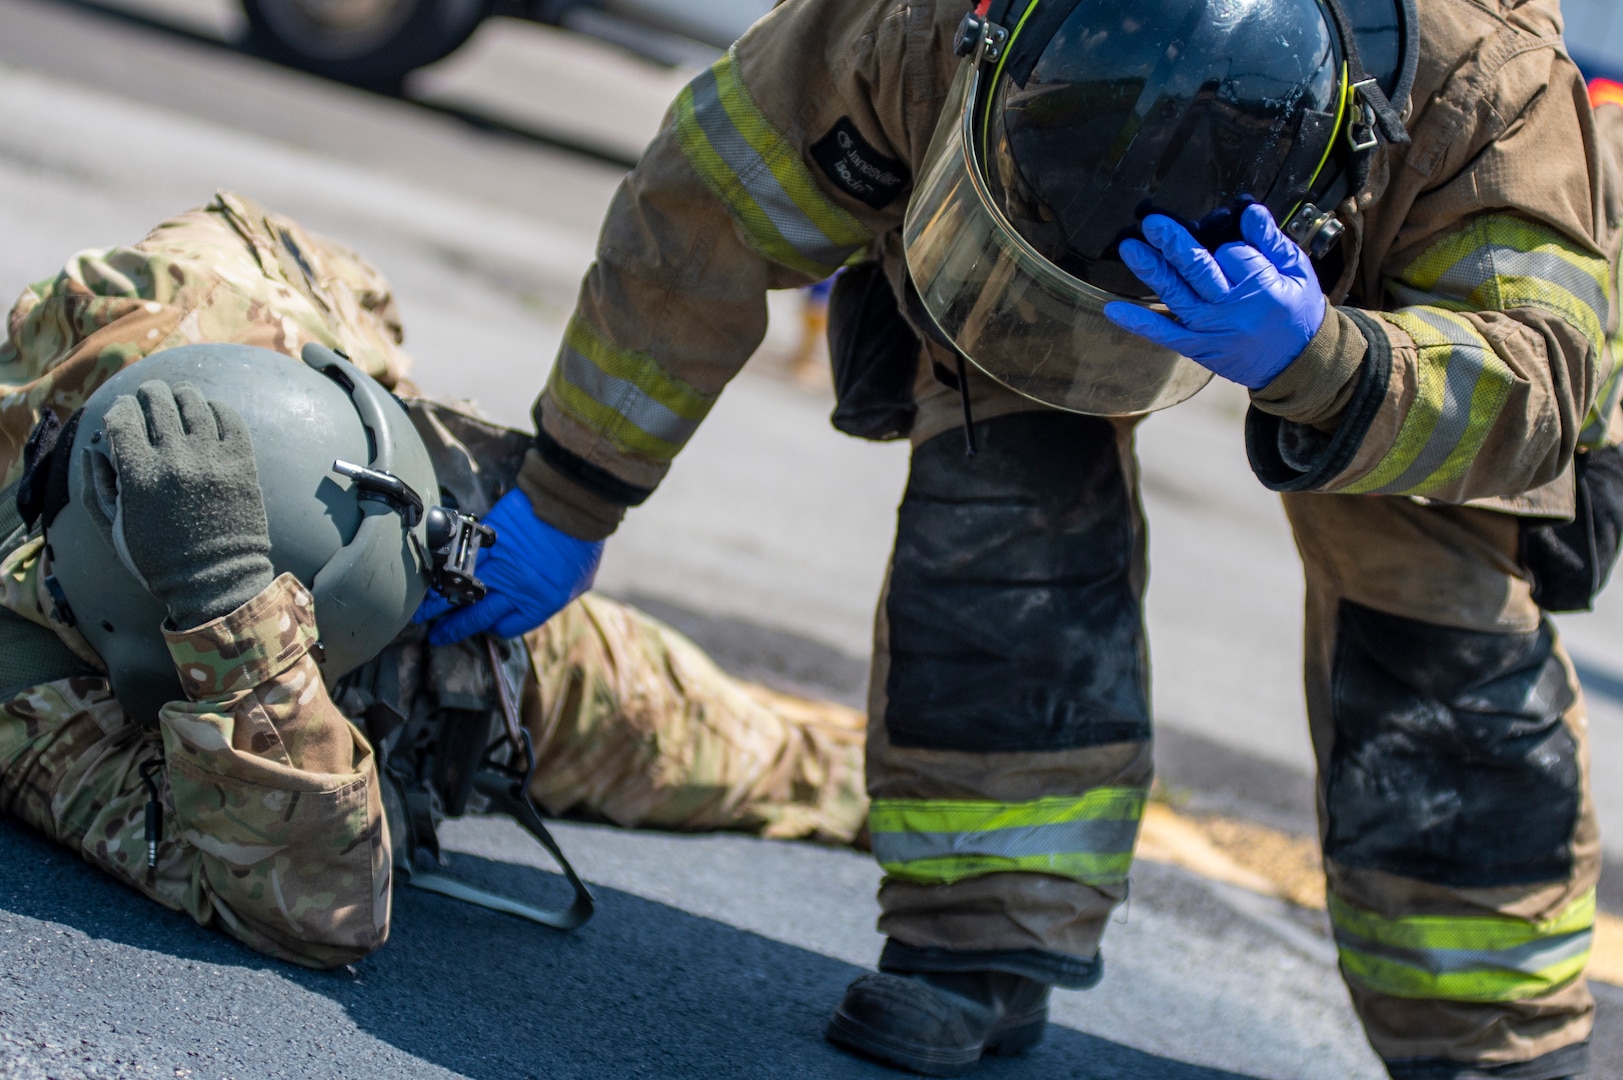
[523,0,1621,537]
[0,192,409,968]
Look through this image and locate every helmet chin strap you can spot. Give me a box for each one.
[1277,0,1414,261]
[1319,0,1411,148]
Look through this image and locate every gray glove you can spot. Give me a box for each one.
[88,380,274,629]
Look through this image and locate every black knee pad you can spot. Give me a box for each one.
[1324,601,1580,888]
[884,412,1149,754]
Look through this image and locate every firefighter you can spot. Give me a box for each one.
[417,0,1618,1076]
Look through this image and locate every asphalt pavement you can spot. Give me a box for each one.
[0,0,1619,1076]
[3,812,1403,1080]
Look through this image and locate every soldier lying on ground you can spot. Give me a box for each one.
[0,192,867,968]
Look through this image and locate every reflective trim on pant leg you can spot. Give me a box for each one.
[870,788,1147,887]
[1330,890,1596,1004]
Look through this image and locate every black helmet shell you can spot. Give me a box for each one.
[981,0,1414,295]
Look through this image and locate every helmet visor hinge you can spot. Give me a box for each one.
[953,11,1009,64]
[1284,203,1346,260]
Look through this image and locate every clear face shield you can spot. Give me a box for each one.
[902,59,1213,416]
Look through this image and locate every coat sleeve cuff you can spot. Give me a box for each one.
[163,573,317,700]
[1250,305,1367,427]
[517,445,631,542]
[1246,308,1393,492]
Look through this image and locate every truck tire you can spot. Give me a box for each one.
[243,0,494,90]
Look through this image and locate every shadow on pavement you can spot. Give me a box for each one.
[0,821,1262,1079]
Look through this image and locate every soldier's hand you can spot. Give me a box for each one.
[413,488,603,645]
[87,380,275,629]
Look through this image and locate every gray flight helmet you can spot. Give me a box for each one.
[47,342,440,725]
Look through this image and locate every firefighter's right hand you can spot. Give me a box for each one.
[413,488,604,645]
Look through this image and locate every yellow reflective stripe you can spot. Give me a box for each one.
[1581,245,1623,448]
[1363,213,1614,473]
[870,789,1146,888]
[1581,355,1623,448]
[563,318,712,420]
[882,853,1138,887]
[673,51,871,277]
[1338,950,1591,1003]
[550,378,681,461]
[870,789,1146,834]
[546,316,716,462]
[1342,308,1515,495]
[1392,214,1609,353]
[1333,891,1596,951]
[1331,891,1597,1004]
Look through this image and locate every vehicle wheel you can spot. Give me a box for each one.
[243,0,494,90]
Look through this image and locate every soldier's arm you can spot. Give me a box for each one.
[521,0,951,539]
[0,574,389,968]
[1246,44,1614,502]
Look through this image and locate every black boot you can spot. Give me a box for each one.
[825,968,1050,1077]
[1384,1042,1590,1080]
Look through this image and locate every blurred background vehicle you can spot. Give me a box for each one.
[241,0,1623,112]
[242,0,773,88]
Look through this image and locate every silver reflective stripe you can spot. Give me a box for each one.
[688,69,862,269]
[558,343,704,447]
[871,818,1142,867]
[1373,308,1493,494]
[1431,246,1609,331]
[1335,925,1594,977]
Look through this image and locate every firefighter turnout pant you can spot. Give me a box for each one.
[865,375,1598,1079]
[1289,493,1599,1079]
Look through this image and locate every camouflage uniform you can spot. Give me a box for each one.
[517,1,1618,1074]
[528,592,864,842]
[0,193,867,969]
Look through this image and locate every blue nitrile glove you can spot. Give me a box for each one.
[1103,203,1326,390]
[414,488,605,645]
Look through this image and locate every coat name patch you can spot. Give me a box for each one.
[811,118,909,210]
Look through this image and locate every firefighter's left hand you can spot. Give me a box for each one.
[1104,203,1326,390]
[413,489,604,645]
